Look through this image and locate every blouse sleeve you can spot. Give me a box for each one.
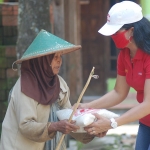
[117,51,126,76]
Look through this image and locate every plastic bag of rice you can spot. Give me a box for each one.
[56,108,119,132]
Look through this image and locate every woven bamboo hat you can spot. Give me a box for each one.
[15,29,81,64]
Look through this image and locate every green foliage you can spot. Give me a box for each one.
[107,78,136,93]
[76,141,83,150]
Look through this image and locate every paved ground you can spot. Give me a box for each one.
[107,124,138,135]
[67,124,139,150]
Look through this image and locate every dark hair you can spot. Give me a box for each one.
[122,17,150,54]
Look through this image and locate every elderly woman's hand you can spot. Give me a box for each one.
[84,113,112,135]
[48,120,79,134]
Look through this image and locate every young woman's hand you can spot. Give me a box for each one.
[84,113,112,135]
[72,103,90,110]
[48,120,79,134]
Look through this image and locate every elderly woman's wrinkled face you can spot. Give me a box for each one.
[51,52,62,75]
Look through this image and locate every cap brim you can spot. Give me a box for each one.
[98,23,123,36]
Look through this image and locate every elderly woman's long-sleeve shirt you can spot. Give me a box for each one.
[0,75,93,150]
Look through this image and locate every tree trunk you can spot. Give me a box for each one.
[53,0,83,105]
[64,0,83,105]
[16,0,51,59]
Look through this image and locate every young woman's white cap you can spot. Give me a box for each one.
[98,1,143,36]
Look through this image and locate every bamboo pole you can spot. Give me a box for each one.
[55,67,95,150]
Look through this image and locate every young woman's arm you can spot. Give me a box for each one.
[84,79,150,135]
[79,75,130,109]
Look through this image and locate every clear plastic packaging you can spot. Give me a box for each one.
[56,108,119,133]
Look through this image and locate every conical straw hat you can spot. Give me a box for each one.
[15,29,81,64]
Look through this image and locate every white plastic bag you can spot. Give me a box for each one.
[56,108,119,133]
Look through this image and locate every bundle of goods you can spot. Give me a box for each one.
[56,108,119,132]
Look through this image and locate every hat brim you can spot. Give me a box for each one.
[15,45,81,64]
[98,23,123,36]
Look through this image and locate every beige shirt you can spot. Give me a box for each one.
[0,75,94,150]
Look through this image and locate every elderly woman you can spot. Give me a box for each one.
[0,30,94,150]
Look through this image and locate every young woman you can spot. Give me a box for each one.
[77,1,150,150]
